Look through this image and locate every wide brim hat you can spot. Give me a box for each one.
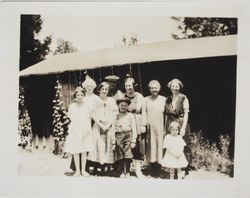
[104,75,120,82]
[116,97,131,105]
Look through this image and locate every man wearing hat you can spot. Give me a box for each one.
[104,75,123,101]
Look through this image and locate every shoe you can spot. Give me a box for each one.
[120,173,126,178]
[82,171,90,177]
[72,172,81,177]
[135,169,144,178]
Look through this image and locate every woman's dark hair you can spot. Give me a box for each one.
[124,77,136,89]
[73,87,85,98]
[166,78,184,104]
[167,78,184,90]
[97,82,110,93]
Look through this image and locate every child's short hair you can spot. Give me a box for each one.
[168,121,180,133]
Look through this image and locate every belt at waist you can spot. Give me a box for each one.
[115,130,132,134]
[128,110,142,114]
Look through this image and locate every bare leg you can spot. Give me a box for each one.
[169,168,175,179]
[42,137,46,149]
[35,135,39,149]
[177,168,184,179]
[134,159,143,178]
[81,152,89,176]
[73,153,81,176]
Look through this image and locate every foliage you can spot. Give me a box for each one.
[187,131,233,176]
[171,17,237,39]
[52,79,70,155]
[20,15,52,70]
[53,38,78,55]
[116,34,139,47]
[18,87,32,150]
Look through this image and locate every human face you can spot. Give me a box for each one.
[170,126,179,136]
[118,102,128,113]
[149,84,160,97]
[170,81,180,95]
[99,85,109,97]
[85,84,94,94]
[125,81,134,94]
[75,92,84,103]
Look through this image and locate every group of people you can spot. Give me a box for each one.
[63,74,190,179]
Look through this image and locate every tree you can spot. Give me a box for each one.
[20,15,51,70]
[53,39,78,55]
[119,34,139,47]
[171,17,237,39]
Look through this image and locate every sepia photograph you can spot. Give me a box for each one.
[1,1,250,198]
[18,15,237,180]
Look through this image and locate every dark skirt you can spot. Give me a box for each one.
[131,133,146,160]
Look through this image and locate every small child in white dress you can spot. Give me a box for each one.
[162,121,188,179]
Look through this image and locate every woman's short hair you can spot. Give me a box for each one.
[97,82,110,93]
[124,77,135,87]
[73,86,85,98]
[167,78,184,90]
[168,121,180,132]
[148,80,161,90]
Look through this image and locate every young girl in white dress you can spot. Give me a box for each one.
[162,121,188,179]
[64,87,93,176]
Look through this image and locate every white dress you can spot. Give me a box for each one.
[64,102,93,154]
[144,95,166,164]
[162,134,188,168]
[88,97,118,164]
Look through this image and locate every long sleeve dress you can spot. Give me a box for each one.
[88,97,118,164]
[144,95,166,164]
[64,102,93,154]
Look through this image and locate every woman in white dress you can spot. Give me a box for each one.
[144,80,166,177]
[64,87,93,176]
[89,82,118,176]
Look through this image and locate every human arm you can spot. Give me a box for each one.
[130,114,137,148]
[140,97,147,133]
[180,97,190,137]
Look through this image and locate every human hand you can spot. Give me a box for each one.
[140,126,146,133]
[180,128,185,137]
[112,144,116,151]
[130,142,136,148]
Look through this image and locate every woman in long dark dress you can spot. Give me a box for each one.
[165,78,191,174]
[165,79,189,136]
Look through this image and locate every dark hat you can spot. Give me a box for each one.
[104,75,120,82]
[116,97,131,105]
